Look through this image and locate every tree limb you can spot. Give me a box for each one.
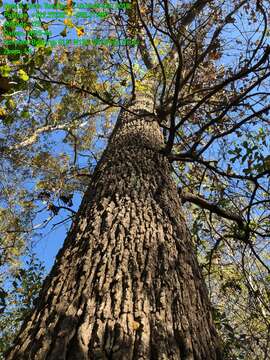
[179,188,244,228]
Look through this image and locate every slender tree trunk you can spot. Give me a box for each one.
[7,88,222,359]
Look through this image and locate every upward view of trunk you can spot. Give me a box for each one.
[7,86,222,359]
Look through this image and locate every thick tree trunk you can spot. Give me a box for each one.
[7,89,222,359]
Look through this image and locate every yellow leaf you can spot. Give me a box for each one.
[0,107,7,117]
[153,38,161,47]
[7,99,15,109]
[63,18,73,27]
[18,69,29,81]
[66,8,73,16]
[76,27,84,37]
[135,80,150,92]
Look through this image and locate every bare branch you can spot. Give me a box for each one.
[179,188,244,227]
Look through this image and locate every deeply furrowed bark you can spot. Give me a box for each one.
[7,88,222,359]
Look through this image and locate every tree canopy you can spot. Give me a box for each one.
[0,0,270,358]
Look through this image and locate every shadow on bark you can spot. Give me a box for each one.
[6,309,223,360]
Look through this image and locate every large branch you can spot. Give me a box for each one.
[179,188,245,228]
[177,0,211,30]
[155,0,211,69]
[137,0,210,72]
[1,119,89,152]
[156,0,249,116]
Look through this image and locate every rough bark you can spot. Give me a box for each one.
[7,88,222,359]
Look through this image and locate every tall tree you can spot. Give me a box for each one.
[2,0,270,358]
[6,82,222,359]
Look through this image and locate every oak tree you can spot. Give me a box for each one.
[1,0,270,359]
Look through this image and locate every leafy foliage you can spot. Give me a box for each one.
[0,249,45,358]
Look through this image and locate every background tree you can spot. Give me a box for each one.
[0,248,45,359]
[0,0,270,358]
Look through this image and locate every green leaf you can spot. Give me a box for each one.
[21,110,29,118]
[0,65,11,77]
[44,47,52,56]
[242,141,248,148]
